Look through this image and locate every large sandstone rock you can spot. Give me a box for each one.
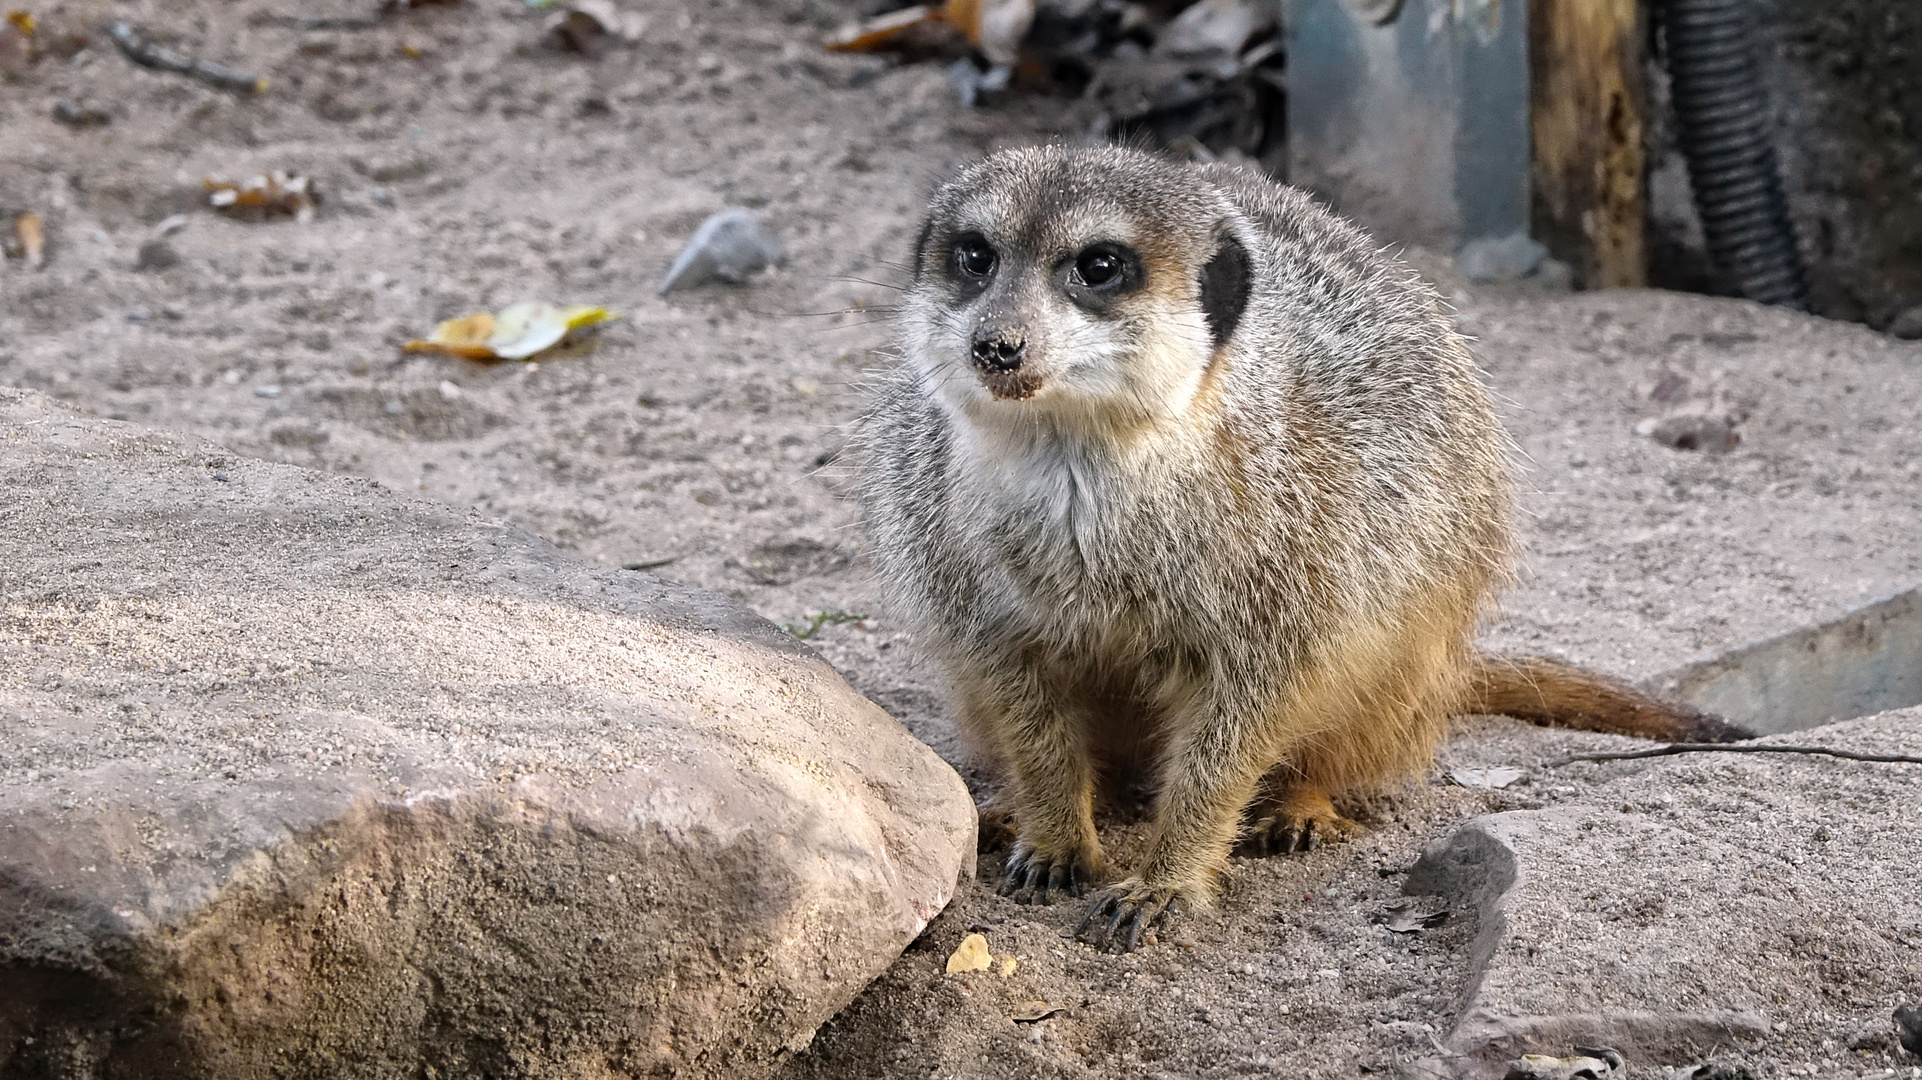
[0,389,975,1079]
[1404,710,1922,1079]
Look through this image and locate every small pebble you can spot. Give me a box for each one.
[658,207,785,294]
[1895,1002,1922,1057]
[134,239,179,272]
[51,100,111,127]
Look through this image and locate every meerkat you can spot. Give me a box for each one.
[859,145,1747,953]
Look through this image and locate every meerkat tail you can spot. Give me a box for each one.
[1462,653,1754,743]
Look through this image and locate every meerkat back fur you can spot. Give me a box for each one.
[861,145,1744,952]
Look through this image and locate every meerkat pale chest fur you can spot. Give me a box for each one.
[861,146,1745,952]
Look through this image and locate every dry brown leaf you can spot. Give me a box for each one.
[823,4,935,53]
[1012,1000,1064,1023]
[1377,899,1448,934]
[1449,766,1524,790]
[823,0,1032,66]
[941,0,1032,67]
[944,932,992,974]
[0,12,31,80]
[15,212,44,269]
[404,312,498,360]
[204,172,316,223]
[403,303,618,362]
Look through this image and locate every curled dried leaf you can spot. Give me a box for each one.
[15,212,44,269]
[823,0,1032,67]
[944,932,992,974]
[1449,766,1524,790]
[824,4,936,53]
[403,303,617,361]
[551,0,646,55]
[204,172,317,223]
[1012,1002,1064,1023]
[1377,899,1448,934]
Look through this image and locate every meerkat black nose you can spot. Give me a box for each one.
[970,333,1026,372]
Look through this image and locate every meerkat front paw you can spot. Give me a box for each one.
[996,842,1099,905]
[1074,878,1189,953]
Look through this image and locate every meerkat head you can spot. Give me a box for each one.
[901,146,1253,434]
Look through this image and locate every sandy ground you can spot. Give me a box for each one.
[3,0,1921,1077]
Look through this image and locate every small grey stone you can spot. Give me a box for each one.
[947,58,1010,107]
[1667,1065,1754,1080]
[134,239,180,272]
[1459,232,1547,283]
[1887,306,1922,340]
[1896,1002,1922,1057]
[1648,412,1739,453]
[659,208,786,294]
[1533,257,1575,291]
[51,100,111,127]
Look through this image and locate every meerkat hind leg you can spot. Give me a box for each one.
[1238,783,1360,857]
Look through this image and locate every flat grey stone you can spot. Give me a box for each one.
[658,208,786,294]
[1459,232,1549,283]
[1406,711,1922,1079]
[0,388,974,1079]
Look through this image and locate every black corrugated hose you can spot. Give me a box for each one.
[1662,0,1811,310]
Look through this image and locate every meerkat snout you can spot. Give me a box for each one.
[970,332,1027,372]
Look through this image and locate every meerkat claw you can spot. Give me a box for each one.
[1075,884,1180,953]
[997,848,1087,905]
[1240,799,1359,858]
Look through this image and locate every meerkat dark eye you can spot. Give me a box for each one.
[951,233,997,280]
[1059,243,1141,311]
[1075,250,1122,288]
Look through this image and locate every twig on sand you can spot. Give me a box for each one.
[1550,742,1922,767]
[109,22,267,95]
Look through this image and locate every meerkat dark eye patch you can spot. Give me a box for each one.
[1198,234,1251,348]
[911,218,936,281]
[1060,242,1142,311]
[947,232,998,291]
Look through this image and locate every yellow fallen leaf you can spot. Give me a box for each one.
[824,0,1031,66]
[942,0,1033,67]
[999,956,1018,977]
[15,211,43,269]
[205,172,316,223]
[824,4,935,52]
[488,301,611,360]
[945,932,992,974]
[3,10,34,35]
[404,312,498,359]
[403,303,617,361]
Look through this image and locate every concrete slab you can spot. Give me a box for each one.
[1406,710,1922,1079]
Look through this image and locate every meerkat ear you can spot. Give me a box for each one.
[1198,233,1251,349]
